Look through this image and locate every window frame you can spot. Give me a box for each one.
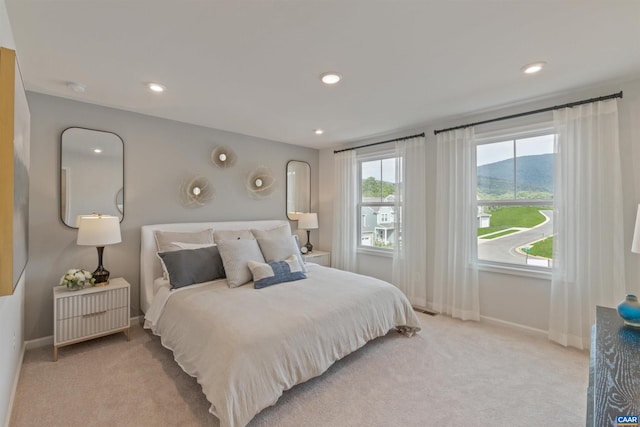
[357,150,399,255]
[474,123,556,275]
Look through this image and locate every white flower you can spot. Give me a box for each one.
[58,268,95,289]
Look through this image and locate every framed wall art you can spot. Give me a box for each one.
[0,47,30,296]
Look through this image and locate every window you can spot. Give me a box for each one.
[476,131,555,269]
[359,154,399,251]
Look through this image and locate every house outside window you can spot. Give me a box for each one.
[359,153,398,251]
[476,129,555,270]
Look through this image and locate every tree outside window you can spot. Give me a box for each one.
[359,155,399,250]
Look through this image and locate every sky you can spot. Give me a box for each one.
[477,134,554,166]
[362,158,396,182]
[360,134,554,178]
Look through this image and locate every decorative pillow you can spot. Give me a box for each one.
[156,242,216,279]
[154,229,214,253]
[248,255,306,289]
[213,229,255,242]
[172,242,215,250]
[157,246,226,290]
[251,224,291,240]
[257,236,307,273]
[216,238,265,288]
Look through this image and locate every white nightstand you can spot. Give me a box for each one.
[53,277,130,361]
[302,250,331,267]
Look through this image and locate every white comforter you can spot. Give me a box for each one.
[144,264,421,427]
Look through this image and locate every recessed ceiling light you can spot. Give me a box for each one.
[66,81,86,93]
[320,72,341,85]
[314,129,324,135]
[147,82,166,93]
[93,148,102,153]
[521,62,546,74]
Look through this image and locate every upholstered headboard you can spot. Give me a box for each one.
[140,220,289,313]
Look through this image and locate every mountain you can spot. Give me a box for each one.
[478,153,554,197]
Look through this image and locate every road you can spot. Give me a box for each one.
[478,210,553,265]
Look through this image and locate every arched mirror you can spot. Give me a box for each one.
[286,160,310,220]
[60,127,124,228]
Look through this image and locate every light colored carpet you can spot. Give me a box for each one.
[10,312,589,427]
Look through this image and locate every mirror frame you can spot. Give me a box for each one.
[115,188,124,214]
[60,127,124,228]
[286,160,311,220]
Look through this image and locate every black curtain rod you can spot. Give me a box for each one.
[333,132,425,154]
[433,91,623,135]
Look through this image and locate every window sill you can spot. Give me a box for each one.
[356,247,394,258]
[477,261,552,281]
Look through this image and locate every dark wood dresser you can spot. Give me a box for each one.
[587,306,640,426]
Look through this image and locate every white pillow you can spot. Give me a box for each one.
[217,239,266,288]
[172,242,216,250]
[257,236,307,273]
[213,229,255,242]
[257,237,296,262]
[154,229,213,252]
[251,224,291,240]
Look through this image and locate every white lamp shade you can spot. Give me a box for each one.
[632,204,640,254]
[298,213,318,230]
[77,214,122,246]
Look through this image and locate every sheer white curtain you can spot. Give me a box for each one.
[432,128,480,320]
[332,150,358,271]
[549,99,625,349]
[392,136,427,307]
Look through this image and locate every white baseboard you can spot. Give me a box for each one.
[4,342,25,427]
[24,335,52,350]
[25,315,144,350]
[480,315,547,339]
[412,304,548,338]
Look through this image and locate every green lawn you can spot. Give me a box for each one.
[480,229,520,240]
[528,236,553,258]
[478,227,508,237]
[486,206,549,228]
[478,206,550,236]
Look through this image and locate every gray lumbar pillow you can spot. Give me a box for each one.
[157,245,225,290]
[217,238,266,288]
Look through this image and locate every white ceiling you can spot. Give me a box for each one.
[6,0,640,149]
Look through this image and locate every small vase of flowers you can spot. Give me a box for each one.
[60,269,95,291]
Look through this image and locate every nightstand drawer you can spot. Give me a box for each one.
[55,286,129,320]
[53,277,131,361]
[56,306,128,343]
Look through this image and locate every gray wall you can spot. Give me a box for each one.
[320,76,640,333]
[26,92,319,340]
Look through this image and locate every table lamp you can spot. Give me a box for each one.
[77,214,122,284]
[298,213,318,252]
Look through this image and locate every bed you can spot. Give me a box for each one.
[141,220,421,427]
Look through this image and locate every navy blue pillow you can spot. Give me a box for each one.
[247,256,306,289]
